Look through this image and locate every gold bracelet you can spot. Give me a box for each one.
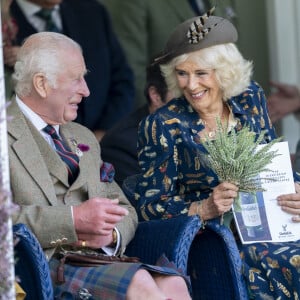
[196,201,206,229]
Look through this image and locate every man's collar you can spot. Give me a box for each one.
[15,95,60,133]
[16,0,60,18]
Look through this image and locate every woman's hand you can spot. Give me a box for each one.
[189,182,238,221]
[205,182,238,219]
[277,183,300,222]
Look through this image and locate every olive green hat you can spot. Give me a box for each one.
[155,9,238,64]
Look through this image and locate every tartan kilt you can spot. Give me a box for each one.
[49,257,187,299]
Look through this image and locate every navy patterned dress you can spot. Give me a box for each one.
[135,81,300,299]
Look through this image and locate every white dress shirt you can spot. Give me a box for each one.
[16,0,62,32]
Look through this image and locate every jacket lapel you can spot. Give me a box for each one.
[30,122,69,186]
[7,101,68,204]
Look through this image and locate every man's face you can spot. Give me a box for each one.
[38,47,90,125]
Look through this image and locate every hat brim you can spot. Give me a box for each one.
[154,16,238,64]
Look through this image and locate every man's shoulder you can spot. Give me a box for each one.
[66,122,93,134]
[65,122,96,140]
[63,122,99,152]
[151,97,190,119]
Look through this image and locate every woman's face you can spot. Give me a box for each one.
[175,59,223,114]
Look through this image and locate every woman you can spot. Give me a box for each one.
[134,12,300,299]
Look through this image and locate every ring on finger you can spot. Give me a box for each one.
[81,240,87,247]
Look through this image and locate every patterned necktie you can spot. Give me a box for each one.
[43,125,79,185]
[35,8,61,32]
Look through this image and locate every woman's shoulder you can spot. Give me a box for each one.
[227,81,268,116]
[232,81,266,103]
[247,80,265,93]
[148,97,193,121]
[239,80,264,96]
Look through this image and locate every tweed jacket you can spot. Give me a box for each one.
[7,100,138,259]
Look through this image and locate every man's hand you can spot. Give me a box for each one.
[93,129,106,142]
[268,81,300,123]
[73,198,128,248]
[3,45,20,67]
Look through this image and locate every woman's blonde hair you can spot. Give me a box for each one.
[160,43,253,101]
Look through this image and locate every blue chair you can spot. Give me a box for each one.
[13,223,54,300]
[13,208,249,300]
[13,217,248,300]
[123,175,249,300]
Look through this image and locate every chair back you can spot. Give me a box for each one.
[123,174,248,300]
[13,224,54,300]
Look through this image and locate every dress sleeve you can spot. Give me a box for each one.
[135,114,191,221]
[252,81,277,141]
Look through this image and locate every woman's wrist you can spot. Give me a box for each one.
[197,201,207,229]
[188,200,208,228]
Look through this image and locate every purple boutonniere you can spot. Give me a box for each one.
[77,143,90,152]
[70,139,90,157]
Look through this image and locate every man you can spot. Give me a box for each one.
[100,62,173,187]
[8,32,191,299]
[5,0,135,141]
[268,81,300,124]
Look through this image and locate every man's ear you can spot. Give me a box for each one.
[148,86,162,106]
[32,73,49,98]
[148,86,165,113]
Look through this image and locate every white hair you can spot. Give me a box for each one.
[160,43,253,101]
[12,32,82,97]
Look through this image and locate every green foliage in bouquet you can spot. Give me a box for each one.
[201,118,282,192]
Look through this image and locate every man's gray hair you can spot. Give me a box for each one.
[12,32,82,97]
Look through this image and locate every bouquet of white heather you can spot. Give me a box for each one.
[201,118,282,193]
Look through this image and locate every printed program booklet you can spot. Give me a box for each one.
[232,141,298,244]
